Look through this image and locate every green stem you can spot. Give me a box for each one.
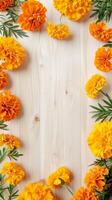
[63,184,73,196]
[100,90,106,96]
[59,14,63,24]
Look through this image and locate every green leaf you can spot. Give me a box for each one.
[91,0,112,22]
[0,0,28,39]
[0,121,8,131]
[0,148,8,163]
[8,185,19,200]
[0,20,28,38]
[92,158,107,167]
[14,0,26,7]
[0,174,7,200]
[90,92,112,122]
[6,10,19,22]
[8,147,23,161]
[103,43,112,48]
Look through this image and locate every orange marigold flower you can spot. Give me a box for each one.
[0,91,21,121]
[84,166,109,192]
[0,70,9,90]
[18,0,47,31]
[87,121,112,159]
[1,162,25,186]
[95,47,112,72]
[0,134,21,149]
[89,22,112,42]
[17,182,59,200]
[47,22,71,40]
[0,37,26,70]
[85,74,106,99]
[72,187,98,200]
[53,0,92,21]
[0,0,14,11]
[47,166,73,188]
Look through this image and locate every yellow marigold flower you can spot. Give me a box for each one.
[0,70,9,90]
[89,22,112,42]
[85,74,106,99]
[84,166,109,192]
[0,134,21,149]
[17,182,59,200]
[72,187,98,200]
[88,121,112,159]
[47,22,71,40]
[53,0,92,21]
[47,166,73,188]
[1,162,25,186]
[0,91,21,121]
[0,37,26,70]
[53,0,69,15]
[95,47,112,72]
[0,0,14,11]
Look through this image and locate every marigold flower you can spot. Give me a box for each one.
[47,22,71,40]
[88,121,112,159]
[0,70,9,90]
[53,0,69,15]
[0,0,14,11]
[0,91,21,121]
[53,0,92,21]
[1,162,25,185]
[72,187,98,200]
[94,47,112,72]
[84,166,108,192]
[17,182,59,200]
[0,37,26,70]
[47,166,72,188]
[0,134,21,149]
[85,74,106,99]
[18,0,47,31]
[89,22,112,42]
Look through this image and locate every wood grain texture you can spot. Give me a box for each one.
[4,1,109,199]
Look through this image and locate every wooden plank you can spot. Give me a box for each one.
[5,1,102,198]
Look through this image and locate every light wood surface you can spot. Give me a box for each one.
[4,1,110,199]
